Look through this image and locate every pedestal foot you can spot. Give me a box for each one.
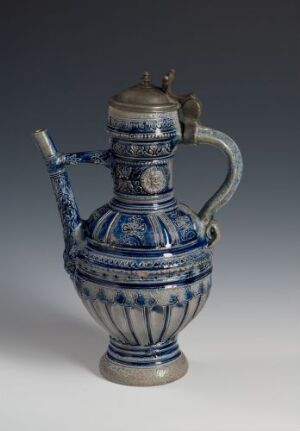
[99,338,188,386]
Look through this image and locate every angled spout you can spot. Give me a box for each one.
[33,129,112,274]
[33,129,83,274]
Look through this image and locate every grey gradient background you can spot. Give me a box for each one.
[0,1,299,430]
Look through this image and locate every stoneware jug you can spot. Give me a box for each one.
[34,70,242,386]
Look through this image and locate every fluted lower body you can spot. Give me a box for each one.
[75,273,211,385]
[82,292,209,346]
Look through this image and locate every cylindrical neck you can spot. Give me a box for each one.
[109,138,178,213]
[107,106,182,212]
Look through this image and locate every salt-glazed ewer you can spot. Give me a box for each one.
[34,70,242,386]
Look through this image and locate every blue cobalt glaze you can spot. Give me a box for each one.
[86,203,204,248]
[34,71,242,386]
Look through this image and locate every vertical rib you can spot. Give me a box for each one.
[83,300,102,326]
[149,305,166,344]
[158,305,171,342]
[178,296,201,334]
[89,300,111,334]
[192,295,202,319]
[124,307,140,345]
[144,307,153,345]
[104,213,120,242]
[158,214,179,244]
[192,292,209,320]
[125,308,149,345]
[166,302,189,340]
[93,301,125,342]
[105,303,130,343]
[93,210,112,237]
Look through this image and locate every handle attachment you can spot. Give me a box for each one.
[33,129,112,173]
[162,69,202,145]
[162,70,243,246]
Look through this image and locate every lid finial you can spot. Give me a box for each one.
[140,71,152,87]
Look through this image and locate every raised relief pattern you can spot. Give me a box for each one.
[119,215,147,247]
[140,167,166,194]
[51,172,80,238]
[108,116,176,134]
[107,111,180,140]
[113,163,169,195]
[112,142,173,157]
[168,209,197,242]
[79,245,211,270]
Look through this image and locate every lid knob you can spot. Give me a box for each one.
[140,71,152,87]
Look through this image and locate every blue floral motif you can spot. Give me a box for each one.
[50,171,81,273]
[51,172,80,235]
[169,295,178,305]
[112,162,169,195]
[64,150,112,166]
[185,289,193,300]
[168,209,197,242]
[108,116,176,134]
[148,297,157,307]
[119,216,147,247]
[116,292,126,304]
[112,141,175,158]
[136,294,145,306]
[97,289,106,301]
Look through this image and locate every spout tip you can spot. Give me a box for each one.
[33,128,46,135]
[33,128,57,158]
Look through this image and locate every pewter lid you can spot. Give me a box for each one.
[109,72,180,113]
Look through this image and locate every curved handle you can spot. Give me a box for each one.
[160,69,243,245]
[193,125,243,245]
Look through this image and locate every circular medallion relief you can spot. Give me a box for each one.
[140,167,167,194]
